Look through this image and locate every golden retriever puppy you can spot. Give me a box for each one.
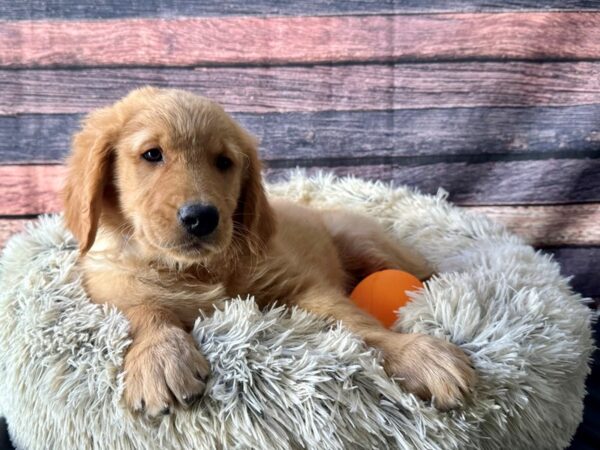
[62,87,475,419]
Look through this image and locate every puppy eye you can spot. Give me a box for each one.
[142,148,163,163]
[215,154,233,171]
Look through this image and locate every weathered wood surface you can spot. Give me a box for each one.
[3,13,600,67]
[1,159,598,216]
[267,159,600,205]
[4,62,600,115]
[3,1,600,20]
[0,3,598,312]
[542,246,600,299]
[4,107,600,163]
[466,204,600,246]
[0,220,29,248]
[0,165,66,215]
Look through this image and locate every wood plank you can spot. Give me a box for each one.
[466,204,600,246]
[2,1,599,20]
[265,158,600,205]
[0,165,65,215]
[541,246,600,299]
[1,159,598,216]
[4,107,600,163]
[0,114,79,163]
[0,216,596,299]
[4,62,600,115]
[0,219,30,249]
[2,13,600,68]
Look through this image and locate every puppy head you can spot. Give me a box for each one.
[63,87,275,265]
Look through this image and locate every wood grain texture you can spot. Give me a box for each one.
[1,159,598,216]
[4,106,600,163]
[542,246,600,299]
[0,219,30,249]
[266,158,600,205]
[0,114,80,163]
[3,13,600,67]
[0,165,65,215]
[466,204,600,246]
[2,1,600,20]
[4,62,600,115]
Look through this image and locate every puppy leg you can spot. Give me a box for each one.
[293,287,476,410]
[321,209,433,286]
[122,304,209,419]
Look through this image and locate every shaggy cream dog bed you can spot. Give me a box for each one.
[0,173,594,450]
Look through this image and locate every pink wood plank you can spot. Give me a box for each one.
[1,13,600,67]
[0,219,32,249]
[0,165,65,215]
[465,204,600,246]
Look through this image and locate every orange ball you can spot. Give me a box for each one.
[350,269,423,328]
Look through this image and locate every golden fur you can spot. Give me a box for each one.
[62,87,476,419]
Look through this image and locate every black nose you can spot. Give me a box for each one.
[177,203,219,238]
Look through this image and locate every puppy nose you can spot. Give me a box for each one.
[177,203,219,238]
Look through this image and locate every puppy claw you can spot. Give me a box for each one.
[182,392,202,407]
[195,371,207,382]
[133,399,145,414]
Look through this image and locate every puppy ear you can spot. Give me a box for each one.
[235,133,276,255]
[62,107,118,253]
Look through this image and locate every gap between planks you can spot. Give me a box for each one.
[2,13,600,68]
[2,204,597,247]
[3,1,600,21]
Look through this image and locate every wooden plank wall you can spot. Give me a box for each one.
[0,1,598,302]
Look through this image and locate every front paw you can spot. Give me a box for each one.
[123,326,210,419]
[380,333,476,410]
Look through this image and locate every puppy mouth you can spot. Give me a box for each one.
[176,239,216,253]
[165,237,219,254]
[141,221,233,262]
[143,227,218,256]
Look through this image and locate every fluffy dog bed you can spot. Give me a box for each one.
[0,173,594,450]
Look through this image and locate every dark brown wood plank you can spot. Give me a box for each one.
[541,246,600,299]
[1,159,598,216]
[0,114,79,163]
[5,106,600,163]
[3,1,599,20]
[265,158,600,205]
[2,13,600,68]
[467,204,600,246]
[3,62,600,115]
